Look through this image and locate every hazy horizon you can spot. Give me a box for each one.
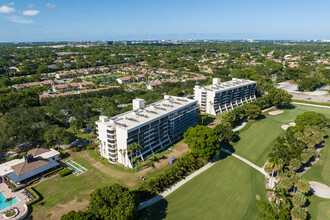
[1,0,330,42]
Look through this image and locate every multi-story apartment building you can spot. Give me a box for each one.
[194,78,257,115]
[96,95,198,167]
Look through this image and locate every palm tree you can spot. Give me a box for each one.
[266,183,287,207]
[268,157,284,189]
[280,177,293,190]
[291,206,307,220]
[296,179,310,194]
[201,115,207,125]
[119,149,123,164]
[292,192,307,207]
[290,158,302,171]
[5,197,13,211]
[122,149,127,167]
[128,142,142,169]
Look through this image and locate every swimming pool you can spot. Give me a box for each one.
[0,192,19,211]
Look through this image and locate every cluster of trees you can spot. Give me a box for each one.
[0,77,209,154]
[184,126,219,161]
[61,183,137,220]
[221,88,292,127]
[136,152,203,199]
[259,111,328,220]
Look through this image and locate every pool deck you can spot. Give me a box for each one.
[0,183,31,220]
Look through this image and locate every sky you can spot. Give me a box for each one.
[0,0,330,42]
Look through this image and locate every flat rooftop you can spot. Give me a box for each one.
[97,96,196,130]
[199,79,256,92]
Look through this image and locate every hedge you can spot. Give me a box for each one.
[136,152,204,201]
[26,177,40,186]
[58,168,72,177]
[5,177,39,192]
[43,167,64,178]
[5,180,24,192]
[26,187,41,206]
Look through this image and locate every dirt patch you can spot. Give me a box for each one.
[33,198,89,220]
[208,117,222,129]
[153,143,189,170]
[269,110,284,115]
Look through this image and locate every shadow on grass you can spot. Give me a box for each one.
[198,115,216,126]
[279,104,296,110]
[138,199,168,220]
[219,143,236,161]
[25,188,44,219]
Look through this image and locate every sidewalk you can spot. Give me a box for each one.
[138,161,216,210]
[292,102,330,109]
[220,149,267,176]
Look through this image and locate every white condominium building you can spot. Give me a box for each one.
[96,95,198,167]
[194,78,257,115]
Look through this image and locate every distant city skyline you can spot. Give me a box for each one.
[1,0,330,42]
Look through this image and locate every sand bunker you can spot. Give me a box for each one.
[269,110,284,115]
[289,122,296,126]
[281,122,296,130]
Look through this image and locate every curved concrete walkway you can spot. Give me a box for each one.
[232,119,248,132]
[220,149,268,176]
[309,181,330,199]
[138,111,274,210]
[138,159,217,210]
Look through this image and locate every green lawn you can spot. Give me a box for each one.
[303,130,330,186]
[31,150,162,219]
[140,104,330,220]
[139,156,266,220]
[233,104,330,167]
[308,195,330,220]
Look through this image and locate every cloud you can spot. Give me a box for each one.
[0,5,16,14]
[22,10,40,16]
[7,15,33,24]
[28,4,34,9]
[7,2,14,6]
[46,3,55,9]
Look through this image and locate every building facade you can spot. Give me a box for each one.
[96,95,198,167]
[194,78,257,115]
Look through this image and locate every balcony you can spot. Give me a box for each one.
[107,135,115,139]
[109,152,117,158]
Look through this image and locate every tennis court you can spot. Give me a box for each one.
[63,160,87,175]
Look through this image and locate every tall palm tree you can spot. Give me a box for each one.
[128,142,142,168]
[201,115,207,125]
[266,183,287,208]
[5,197,13,211]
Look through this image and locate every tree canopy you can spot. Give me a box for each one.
[184,125,219,161]
[88,183,137,220]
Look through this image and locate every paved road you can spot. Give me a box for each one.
[292,102,330,109]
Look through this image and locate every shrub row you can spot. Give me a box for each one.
[136,152,204,201]
[58,168,72,177]
[221,94,275,127]
[25,187,41,206]
[43,167,64,178]
[26,177,40,186]
[5,180,24,192]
